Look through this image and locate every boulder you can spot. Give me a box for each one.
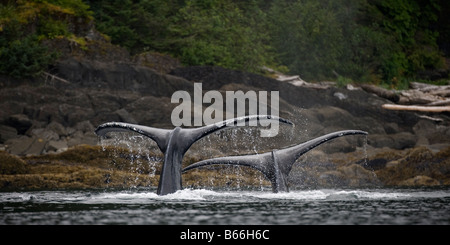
[0,125,18,143]
[36,103,65,124]
[413,119,450,145]
[368,134,395,149]
[46,140,68,153]
[74,121,95,134]
[310,106,357,129]
[390,132,417,149]
[67,131,98,147]
[124,96,175,127]
[383,122,400,134]
[114,108,138,124]
[61,105,96,127]
[46,121,68,137]
[29,128,59,141]
[368,132,416,150]
[7,114,32,134]
[5,135,46,155]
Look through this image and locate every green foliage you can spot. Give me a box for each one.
[336,76,353,88]
[1,0,447,85]
[86,0,179,53]
[0,0,93,78]
[266,0,446,85]
[268,0,345,81]
[88,0,273,73]
[168,0,272,72]
[43,0,93,18]
[0,34,57,78]
[374,0,445,82]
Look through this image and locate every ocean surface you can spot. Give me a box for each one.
[1,187,449,225]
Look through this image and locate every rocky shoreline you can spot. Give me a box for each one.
[1,40,450,190]
[2,62,449,155]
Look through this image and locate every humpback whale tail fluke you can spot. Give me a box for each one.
[183,130,368,193]
[95,115,293,152]
[95,122,172,152]
[94,115,294,195]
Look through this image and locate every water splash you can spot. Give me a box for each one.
[3,188,431,205]
[98,131,162,188]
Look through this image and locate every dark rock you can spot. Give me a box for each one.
[8,114,32,134]
[321,138,358,154]
[74,121,95,134]
[46,121,68,137]
[30,128,59,141]
[67,132,98,147]
[0,102,25,124]
[88,91,123,114]
[368,132,417,150]
[311,106,357,129]
[354,116,386,135]
[0,125,18,143]
[0,55,449,159]
[54,57,193,97]
[46,140,68,153]
[5,135,46,155]
[36,103,64,124]
[413,119,450,145]
[132,52,181,74]
[384,122,400,134]
[364,158,387,171]
[115,108,138,124]
[124,96,175,127]
[391,132,417,149]
[367,134,395,149]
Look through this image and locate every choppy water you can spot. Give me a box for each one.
[1,187,449,225]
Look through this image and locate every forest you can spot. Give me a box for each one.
[1,0,449,88]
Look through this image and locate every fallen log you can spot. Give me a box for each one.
[382,104,450,112]
[398,90,443,105]
[417,115,444,122]
[410,82,450,92]
[42,72,71,84]
[360,84,400,102]
[429,89,450,98]
[426,99,450,107]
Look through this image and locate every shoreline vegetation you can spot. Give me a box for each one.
[1,0,449,86]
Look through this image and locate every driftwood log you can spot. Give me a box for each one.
[360,84,400,102]
[360,82,450,113]
[42,72,71,84]
[274,69,449,113]
[382,104,450,112]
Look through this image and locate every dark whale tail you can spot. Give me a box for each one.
[182,130,368,192]
[95,123,172,152]
[95,115,293,153]
[95,115,293,195]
